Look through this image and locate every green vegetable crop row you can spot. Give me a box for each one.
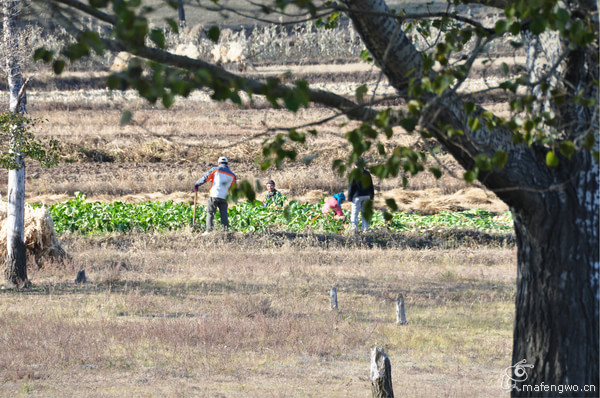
[46,193,513,235]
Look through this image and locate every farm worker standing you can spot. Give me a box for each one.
[264,179,284,207]
[348,160,375,232]
[322,192,345,219]
[194,156,237,234]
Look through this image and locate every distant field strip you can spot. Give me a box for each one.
[45,193,513,234]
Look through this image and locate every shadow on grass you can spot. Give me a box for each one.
[205,229,515,250]
[0,278,269,298]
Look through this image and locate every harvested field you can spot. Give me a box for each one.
[0,5,521,396]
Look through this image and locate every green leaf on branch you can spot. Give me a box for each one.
[382,210,393,222]
[53,60,65,75]
[165,18,179,33]
[33,48,55,63]
[399,118,417,133]
[162,92,175,108]
[558,141,575,159]
[467,117,481,131]
[463,169,478,184]
[288,129,306,143]
[492,150,508,169]
[360,49,373,63]
[120,110,133,126]
[546,151,559,167]
[385,198,398,211]
[429,167,442,179]
[584,133,596,150]
[355,85,368,103]
[474,153,492,171]
[207,26,220,43]
[464,101,476,115]
[494,19,508,34]
[231,180,256,202]
[64,42,90,61]
[150,29,166,49]
[529,16,547,35]
[363,199,374,222]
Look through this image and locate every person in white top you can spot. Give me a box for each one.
[194,156,237,233]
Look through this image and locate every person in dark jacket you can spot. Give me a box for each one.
[194,156,236,234]
[348,161,375,231]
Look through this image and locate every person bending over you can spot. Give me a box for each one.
[322,192,346,220]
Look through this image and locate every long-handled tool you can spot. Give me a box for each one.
[192,190,198,226]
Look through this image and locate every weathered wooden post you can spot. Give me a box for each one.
[74,269,87,284]
[370,346,394,398]
[395,293,407,325]
[330,286,338,311]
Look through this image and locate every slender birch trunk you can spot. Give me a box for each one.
[3,0,28,288]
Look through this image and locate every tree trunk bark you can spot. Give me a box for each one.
[5,160,27,287]
[370,347,394,398]
[177,0,186,29]
[3,0,28,288]
[510,152,599,396]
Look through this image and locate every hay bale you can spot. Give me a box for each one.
[183,23,206,41]
[110,51,133,72]
[211,42,246,66]
[0,202,66,266]
[174,43,200,59]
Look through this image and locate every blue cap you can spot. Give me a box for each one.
[333,192,346,206]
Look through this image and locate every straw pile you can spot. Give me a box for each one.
[0,202,66,266]
[109,51,133,72]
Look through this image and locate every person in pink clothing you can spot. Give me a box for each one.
[322,192,346,219]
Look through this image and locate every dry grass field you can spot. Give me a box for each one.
[0,232,516,398]
[0,8,519,396]
[0,84,516,397]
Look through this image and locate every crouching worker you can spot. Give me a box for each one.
[264,179,284,207]
[322,192,345,219]
[194,156,237,234]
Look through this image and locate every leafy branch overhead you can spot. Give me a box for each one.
[33,0,598,196]
[0,113,60,170]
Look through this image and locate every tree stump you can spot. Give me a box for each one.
[370,346,394,398]
[75,269,87,284]
[395,293,407,325]
[330,286,338,311]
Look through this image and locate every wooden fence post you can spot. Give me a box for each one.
[330,286,338,311]
[370,346,394,398]
[395,293,407,325]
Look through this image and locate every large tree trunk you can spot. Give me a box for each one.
[344,0,600,394]
[511,152,599,396]
[3,0,28,288]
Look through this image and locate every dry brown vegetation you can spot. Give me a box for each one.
[1,233,515,397]
[0,11,519,396]
[0,87,516,395]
